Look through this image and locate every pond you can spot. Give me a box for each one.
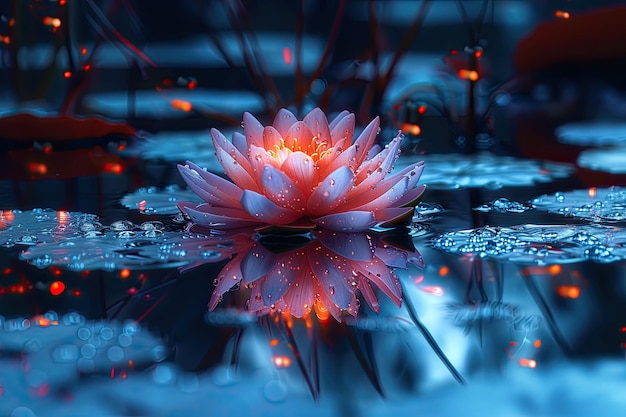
[1,1,626,416]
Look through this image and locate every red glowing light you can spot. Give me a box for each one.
[120,269,131,279]
[269,339,279,347]
[43,17,62,28]
[83,64,91,71]
[557,285,580,299]
[171,99,192,112]
[401,123,421,136]
[548,264,561,275]
[283,47,292,65]
[80,47,87,55]
[49,281,65,296]
[438,265,449,276]
[273,355,292,368]
[458,69,479,81]
[187,79,197,89]
[63,71,72,78]
[28,163,48,175]
[417,105,427,114]
[419,286,444,296]
[588,187,597,198]
[57,210,69,225]
[534,339,542,348]
[555,10,570,19]
[104,162,123,174]
[0,35,10,45]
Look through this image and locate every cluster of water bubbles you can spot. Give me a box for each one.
[1,209,233,271]
[121,185,199,215]
[432,224,626,264]
[396,153,573,190]
[474,198,533,213]
[532,187,626,222]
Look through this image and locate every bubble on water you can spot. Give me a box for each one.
[107,346,125,362]
[432,223,626,264]
[121,186,202,215]
[264,379,288,402]
[474,198,532,213]
[11,407,36,417]
[77,327,91,340]
[52,344,79,362]
[24,338,42,353]
[533,187,626,222]
[80,343,97,359]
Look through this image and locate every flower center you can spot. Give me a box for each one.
[266,135,332,163]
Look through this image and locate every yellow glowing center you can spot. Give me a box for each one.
[266,136,332,163]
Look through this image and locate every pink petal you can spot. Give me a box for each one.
[339,176,408,212]
[178,165,225,206]
[312,211,377,231]
[243,112,264,147]
[208,256,243,310]
[307,243,353,309]
[328,110,351,131]
[350,136,402,199]
[303,107,331,144]
[182,161,245,204]
[273,108,297,137]
[366,144,381,160]
[211,128,254,177]
[240,190,302,225]
[384,161,425,190]
[284,121,314,152]
[320,142,357,179]
[263,126,283,150]
[394,184,426,208]
[178,164,241,208]
[184,204,261,229]
[329,112,355,147]
[248,281,270,314]
[260,253,303,305]
[313,280,343,322]
[306,166,355,215]
[248,144,280,183]
[232,132,247,155]
[315,230,374,262]
[282,267,314,318]
[216,148,259,191]
[280,151,316,196]
[260,165,307,212]
[240,244,276,284]
[357,279,380,313]
[353,116,380,165]
[374,246,408,268]
[354,257,402,307]
[352,177,409,212]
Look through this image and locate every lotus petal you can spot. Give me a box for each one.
[260,254,302,304]
[353,257,402,307]
[280,151,316,195]
[240,244,276,284]
[240,190,301,225]
[260,165,307,212]
[329,110,351,131]
[329,112,355,146]
[315,230,374,262]
[312,211,376,231]
[243,112,264,147]
[353,116,380,165]
[273,108,297,137]
[184,204,261,229]
[307,166,355,215]
[307,244,353,309]
[216,148,259,192]
[284,121,315,152]
[208,256,244,310]
[282,267,314,318]
[303,107,332,144]
[232,132,247,155]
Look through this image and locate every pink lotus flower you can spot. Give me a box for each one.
[209,229,424,321]
[177,108,425,231]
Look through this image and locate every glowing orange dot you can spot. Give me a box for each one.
[60,0,67,5]
[269,339,279,347]
[417,105,427,114]
[83,64,91,71]
[3,267,11,275]
[80,47,88,55]
[534,339,542,348]
[474,50,483,59]
[0,35,10,45]
[438,265,449,276]
[49,281,65,296]
[28,162,48,174]
[314,300,330,322]
[557,285,580,299]
[458,69,479,81]
[273,355,291,368]
[555,10,570,19]
[548,264,561,275]
[588,187,597,198]
[171,99,192,112]
[73,290,81,296]
[187,80,197,89]
[104,162,123,174]
[620,326,626,333]
[128,360,134,368]
[8,18,15,27]
[401,123,421,136]
[43,17,62,28]
[419,286,444,296]
[119,269,131,279]
[63,71,72,78]
[283,47,292,65]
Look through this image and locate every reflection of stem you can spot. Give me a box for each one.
[521,274,573,356]
[402,282,466,384]
[285,324,319,400]
[347,328,385,397]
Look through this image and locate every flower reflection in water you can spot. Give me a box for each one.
[207,229,424,322]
